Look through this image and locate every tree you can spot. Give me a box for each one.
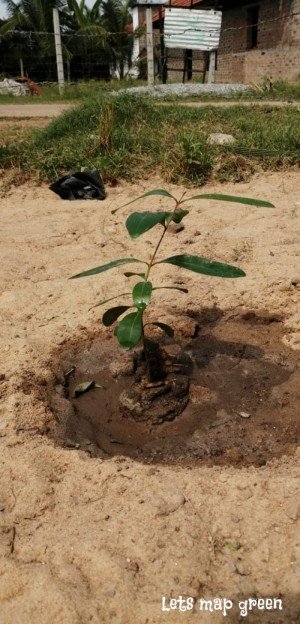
[0,0,69,80]
[65,0,109,80]
[102,0,134,79]
[0,0,135,81]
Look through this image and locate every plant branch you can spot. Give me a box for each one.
[145,224,167,280]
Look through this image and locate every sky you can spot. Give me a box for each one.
[0,0,100,19]
[0,0,7,20]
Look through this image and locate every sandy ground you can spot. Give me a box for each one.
[0,104,73,118]
[0,100,299,119]
[0,172,299,624]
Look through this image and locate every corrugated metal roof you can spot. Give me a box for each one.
[164,8,222,50]
[151,0,206,23]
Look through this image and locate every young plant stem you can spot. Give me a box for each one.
[142,198,181,381]
[144,224,167,281]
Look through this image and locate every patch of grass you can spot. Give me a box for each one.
[0,79,147,104]
[0,95,299,185]
[224,540,243,552]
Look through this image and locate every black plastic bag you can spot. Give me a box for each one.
[49,168,106,200]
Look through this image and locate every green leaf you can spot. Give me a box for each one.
[102,306,132,326]
[142,189,175,199]
[149,322,174,337]
[171,209,189,224]
[156,254,246,278]
[153,286,188,294]
[111,188,176,214]
[90,292,131,309]
[70,258,146,279]
[124,271,146,278]
[114,311,143,349]
[182,194,275,208]
[132,281,152,309]
[126,212,169,238]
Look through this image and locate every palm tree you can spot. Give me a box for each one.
[65,0,109,79]
[102,0,134,79]
[0,0,135,81]
[0,0,69,79]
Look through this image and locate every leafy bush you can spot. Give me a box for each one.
[70,188,274,381]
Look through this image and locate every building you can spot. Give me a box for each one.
[134,0,300,83]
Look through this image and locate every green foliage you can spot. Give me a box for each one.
[126,210,188,238]
[70,188,275,367]
[183,194,275,208]
[2,95,299,184]
[148,322,174,337]
[114,310,143,348]
[132,281,152,309]
[70,257,145,279]
[156,255,246,278]
[102,305,131,326]
[0,0,135,81]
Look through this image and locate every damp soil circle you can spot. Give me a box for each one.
[51,309,299,467]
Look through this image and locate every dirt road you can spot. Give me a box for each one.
[0,103,73,118]
[0,99,299,118]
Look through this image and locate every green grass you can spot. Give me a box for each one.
[0,79,148,104]
[0,78,299,105]
[0,94,299,186]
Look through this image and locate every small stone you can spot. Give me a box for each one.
[237,485,253,500]
[0,505,5,512]
[168,223,185,234]
[65,439,80,449]
[105,589,116,598]
[235,562,249,576]
[208,133,235,145]
[278,282,292,292]
[238,411,251,418]
[156,491,186,516]
[291,277,300,286]
[125,560,139,574]
[260,544,270,563]
[285,499,300,521]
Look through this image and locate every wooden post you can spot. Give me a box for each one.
[67,59,71,83]
[208,49,216,84]
[146,6,154,86]
[20,58,24,77]
[53,8,65,92]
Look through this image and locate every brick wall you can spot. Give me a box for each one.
[139,0,300,83]
[215,0,300,83]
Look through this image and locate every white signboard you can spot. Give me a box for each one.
[164,8,222,51]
